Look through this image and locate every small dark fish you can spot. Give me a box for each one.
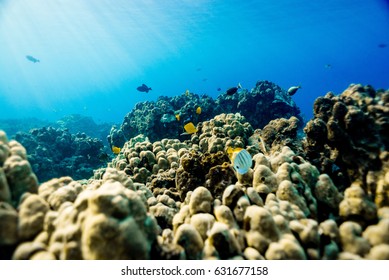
[196,67,202,71]
[324,64,332,69]
[225,83,242,95]
[217,87,221,91]
[136,83,152,93]
[378,43,387,48]
[202,78,208,82]
[288,85,301,96]
[26,55,40,63]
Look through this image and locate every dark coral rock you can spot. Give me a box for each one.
[303,84,389,198]
[175,168,203,201]
[114,94,219,145]
[204,162,237,199]
[175,149,236,201]
[218,80,303,130]
[55,114,112,143]
[201,151,229,172]
[256,116,302,154]
[14,127,107,182]
[180,151,204,177]
[108,80,303,148]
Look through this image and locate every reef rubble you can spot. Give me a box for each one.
[0,83,388,260]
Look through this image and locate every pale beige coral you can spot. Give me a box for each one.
[49,223,82,260]
[18,194,50,241]
[339,221,370,256]
[298,161,320,189]
[269,146,294,172]
[149,202,177,228]
[172,204,191,232]
[173,223,204,259]
[243,205,280,254]
[276,180,309,217]
[235,168,253,186]
[252,164,277,194]
[314,174,343,209]
[246,187,264,207]
[214,205,238,229]
[0,201,18,245]
[289,219,320,250]
[366,244,389,259]
[82,214,149,259]
[233,196,250,223]
[207,222,242,259]
[38,177,74,201]
[189,186,213,215]
[222,184,244,209]
[265,237,306,260]
[320,219,340,243]
[12,241,48,260]
[3,153,38,205]
[339,183,377,224]
[190,213,215,241]
[371,157,389,208]
[47,185,78,211]
[74,180,158,259]
[140,150,156,166]
[243,247,265,260]
[133,167,151,183]
[30,250,56,260]
[0,167,11,203]
[362,218,389,246]
[0,130,10,166]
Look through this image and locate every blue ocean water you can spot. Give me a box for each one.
[0,0,388,124]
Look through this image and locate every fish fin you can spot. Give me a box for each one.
[226,147,234,157]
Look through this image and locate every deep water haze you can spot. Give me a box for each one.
[0,0,388,123]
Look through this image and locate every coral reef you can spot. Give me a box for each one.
[303,84,388,193]
[14,126,108,182]
[0,83,388,260]
[216,80,303,130]
[0,114,112,143]
[108,80,303,148]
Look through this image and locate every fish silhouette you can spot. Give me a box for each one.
[225,83,242,95]
[287,85,301,96]
[26,55,40,63]
[136,84,152,93]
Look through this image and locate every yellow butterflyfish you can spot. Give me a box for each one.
[185,89,190,96]
[175,114,181,121]
[227,147,243,159]
[112,146,121,154]
[196,106,202,114]
[183,122,198,135]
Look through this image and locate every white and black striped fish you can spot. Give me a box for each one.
[227,147,252,174]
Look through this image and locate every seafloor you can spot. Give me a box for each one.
[0,81,388,260]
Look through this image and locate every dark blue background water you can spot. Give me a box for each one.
[0,0,388,124]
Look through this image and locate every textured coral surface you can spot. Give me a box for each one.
[0,84,388,260]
